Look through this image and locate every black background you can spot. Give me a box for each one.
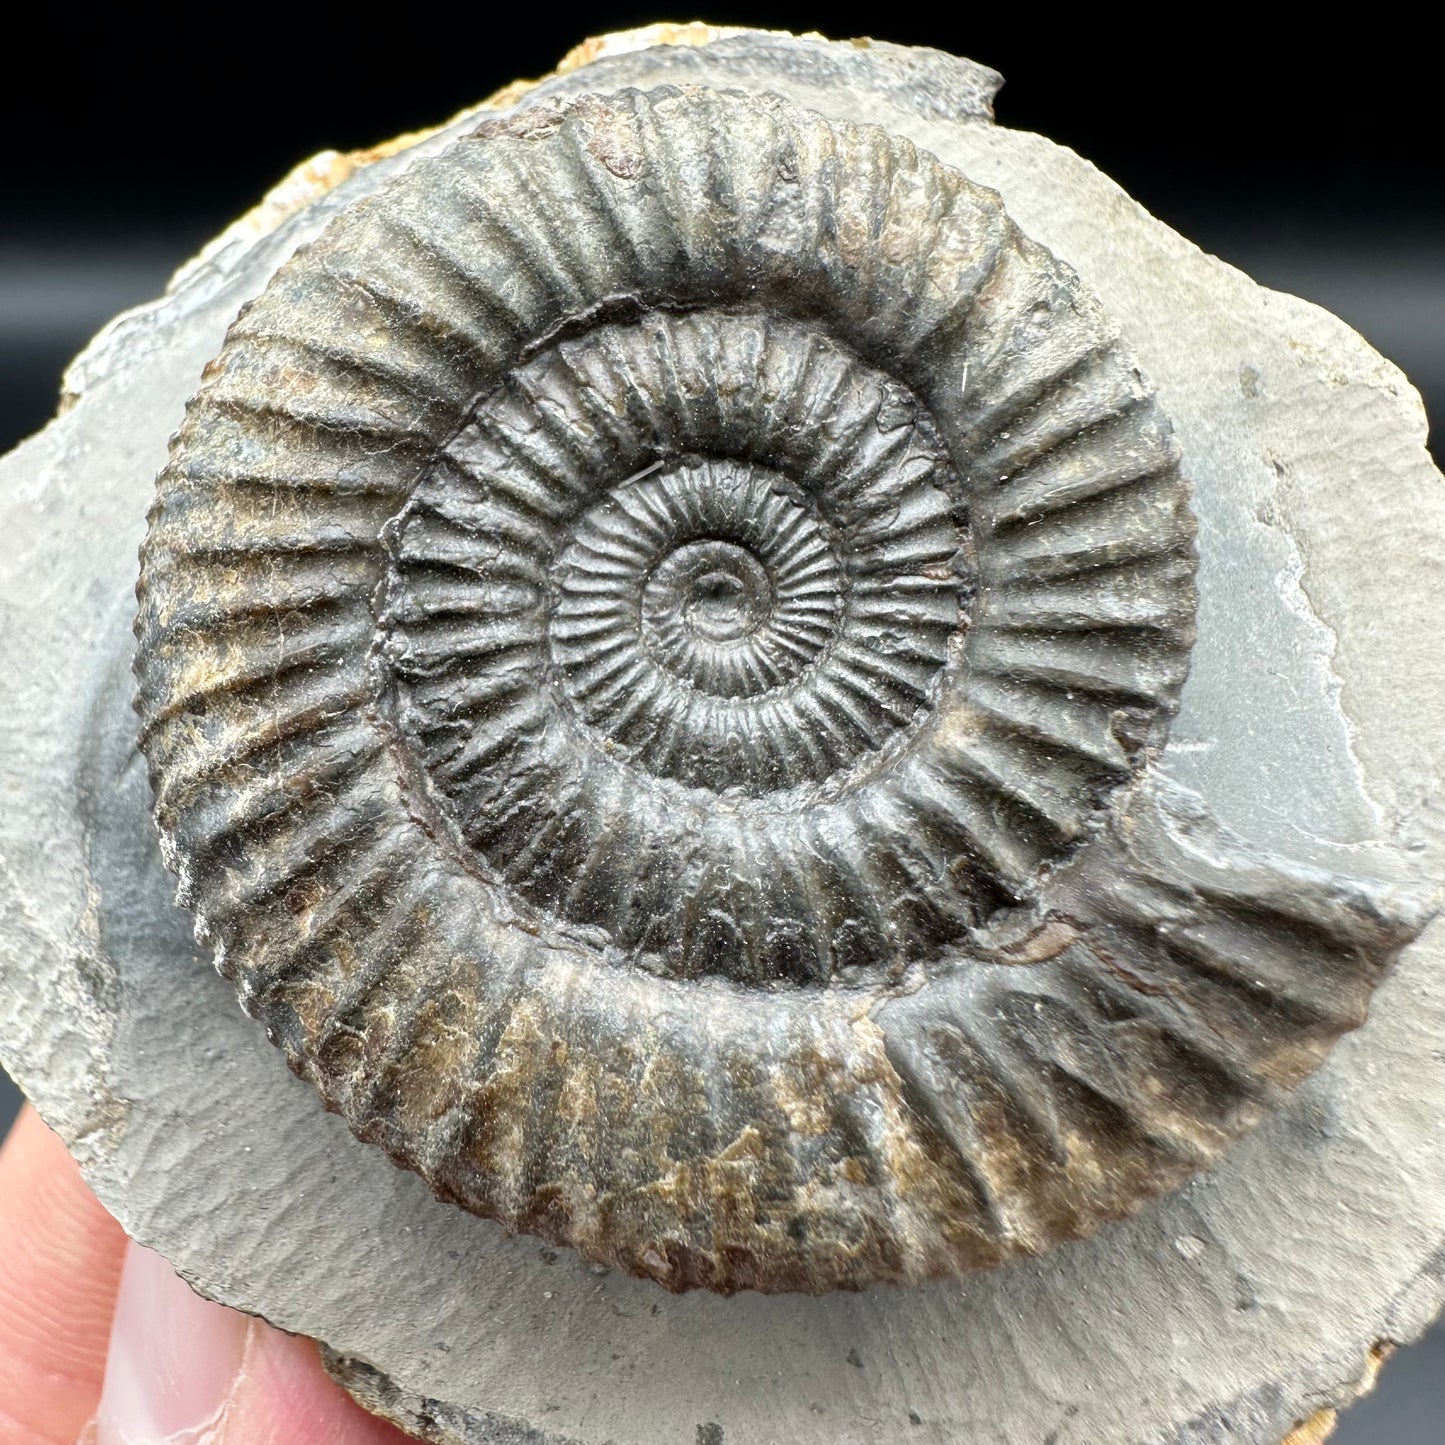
[0,9,1439,1439]
[1,10,1440,454]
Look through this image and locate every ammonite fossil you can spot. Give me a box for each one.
[133,84,1422,1294]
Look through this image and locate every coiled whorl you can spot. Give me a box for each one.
[135,87,1413,1293]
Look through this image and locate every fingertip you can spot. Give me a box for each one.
[0,1107,417,1444]
[93,1240,249,1444]
[90,1242,418,1444]
[0,1105,127,1442]
[226,1327,421,1445]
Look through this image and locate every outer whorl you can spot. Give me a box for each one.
[134,86,1423,1293]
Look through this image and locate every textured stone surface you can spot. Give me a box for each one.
[2,25,1444,1444]
[133,78,1422,1297]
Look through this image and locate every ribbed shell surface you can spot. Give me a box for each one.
[134,87,1419,1292]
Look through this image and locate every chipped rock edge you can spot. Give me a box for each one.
[0,25,1441,1445]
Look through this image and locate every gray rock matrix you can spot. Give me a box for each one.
[2,25,1442,1445]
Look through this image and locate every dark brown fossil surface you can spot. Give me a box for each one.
[133,84,1425,1293]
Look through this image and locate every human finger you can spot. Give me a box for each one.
[93,1238,417,1444]
[0,1104,128,1444]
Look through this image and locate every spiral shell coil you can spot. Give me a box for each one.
[135,87,1414,1292]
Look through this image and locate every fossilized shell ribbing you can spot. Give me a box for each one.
[134,86,1421,1292]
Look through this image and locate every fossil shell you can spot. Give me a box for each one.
[134,85,1421,1293]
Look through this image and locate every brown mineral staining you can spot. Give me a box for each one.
[135,86,1426,1293]
[1282,1411,1337,1445]
[1280,1342,1394,1445]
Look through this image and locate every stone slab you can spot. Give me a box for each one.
[1,27,1441,1445]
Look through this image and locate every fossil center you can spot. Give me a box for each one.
[647,541,770,649]
[555,458,856,730]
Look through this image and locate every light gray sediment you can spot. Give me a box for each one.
[1,27,1442,1445]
